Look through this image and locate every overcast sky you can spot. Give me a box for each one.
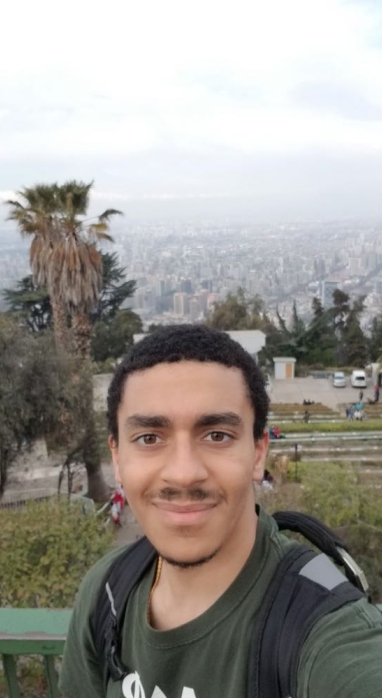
[1,0,382,221]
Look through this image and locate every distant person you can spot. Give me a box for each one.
[354,402,364,421]
[261,468,274,489]
[359,390,364,402]
[110,482,125,526]
[374,384,380,403]
[303,410,310,424]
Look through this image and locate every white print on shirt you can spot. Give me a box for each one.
[122,671,197,698]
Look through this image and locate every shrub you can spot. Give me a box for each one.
[258,462,382,602]
[0,498,113,608]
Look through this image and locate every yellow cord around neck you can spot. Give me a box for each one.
[147,556,163,624]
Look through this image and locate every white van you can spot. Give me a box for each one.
[351,370,367,389]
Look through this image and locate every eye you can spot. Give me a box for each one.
[205,431,231,443]
[135,434,162,445]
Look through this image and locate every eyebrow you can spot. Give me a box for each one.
[194,412,243,429]
[124,412,243,430]
[125,415,171,429]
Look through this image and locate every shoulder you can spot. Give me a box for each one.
[298,598,382,698]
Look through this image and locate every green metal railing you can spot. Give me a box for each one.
[1,605,382,697]
[0,608,72,698]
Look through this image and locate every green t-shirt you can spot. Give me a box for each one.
[59,508,382,698]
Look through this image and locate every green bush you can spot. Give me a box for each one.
[0,498,113,608]
[259,462,382,602]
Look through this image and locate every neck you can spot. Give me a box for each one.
[149,511,258,630]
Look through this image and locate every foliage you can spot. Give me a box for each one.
[367,314,382,361]
[0,318,66,493]
[263,292,370,368]
[3,251,141,364]
[5,181,122,361]
[90,253,142,361]
[0,499,112,607]
[5,182,123,499]
[207,288,270,331]
[5,182,121,315]
[2,276,52,332]
[90,251,137,323]
[91,309,143,362]
[0,317,108,499]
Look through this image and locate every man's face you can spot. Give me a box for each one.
[110,360,268,566]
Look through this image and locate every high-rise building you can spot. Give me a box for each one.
[173,292,190,316]
[189,297,199,322]
[180,278,193,294]
[195,289,209,316]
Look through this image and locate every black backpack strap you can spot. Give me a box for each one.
[273,510,369,593]
[91,536,156,692]
[248,530,365,698]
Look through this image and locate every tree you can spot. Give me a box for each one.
[6,185,70,350]
[2,275,52,332]
[368,315,382,362]
[331,293,367,367]
[6,182,122,501]
[3,252,140,361]
[341,299,367,366]
[90,251,137,323]
[311,296,324,320]
[291,300,305,336]
[0,317,65,493]
[92,309,143,363]
[207,288,267,331]
[302,298,336,366]
[90,252,142,362]
[5,181,122,358]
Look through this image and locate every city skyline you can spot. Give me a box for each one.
[2,218,382,333]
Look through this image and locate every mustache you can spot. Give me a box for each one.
[150,487,222,502]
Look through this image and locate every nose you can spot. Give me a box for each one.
[161,435,208,489]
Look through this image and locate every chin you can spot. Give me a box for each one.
[157,544,221,569]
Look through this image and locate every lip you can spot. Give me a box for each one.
[152,501,217,526]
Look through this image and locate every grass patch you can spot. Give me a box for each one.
[279,419,382,434]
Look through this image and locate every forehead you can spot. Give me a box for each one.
[120,360,253,417]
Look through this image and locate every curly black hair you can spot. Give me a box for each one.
[107,324,269,443]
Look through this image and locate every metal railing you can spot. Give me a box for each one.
[1,605,382,696]
[0,608,72,698]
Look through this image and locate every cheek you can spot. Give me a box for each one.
[114,447,153,494]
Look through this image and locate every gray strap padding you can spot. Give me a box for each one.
[299,553,347,590]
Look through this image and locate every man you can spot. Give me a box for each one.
[60,325,382,698]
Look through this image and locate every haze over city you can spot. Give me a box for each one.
[1,0,382,221]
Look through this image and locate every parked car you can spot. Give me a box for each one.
[333,371,346,388]
[350,370,367,389]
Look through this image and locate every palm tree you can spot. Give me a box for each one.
[6,184,70,350]
[49,180,121,358]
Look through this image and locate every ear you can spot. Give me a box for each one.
[108,435,122,484]
[252,429,269,484]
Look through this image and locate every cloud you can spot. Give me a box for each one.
[1,0,382,216]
